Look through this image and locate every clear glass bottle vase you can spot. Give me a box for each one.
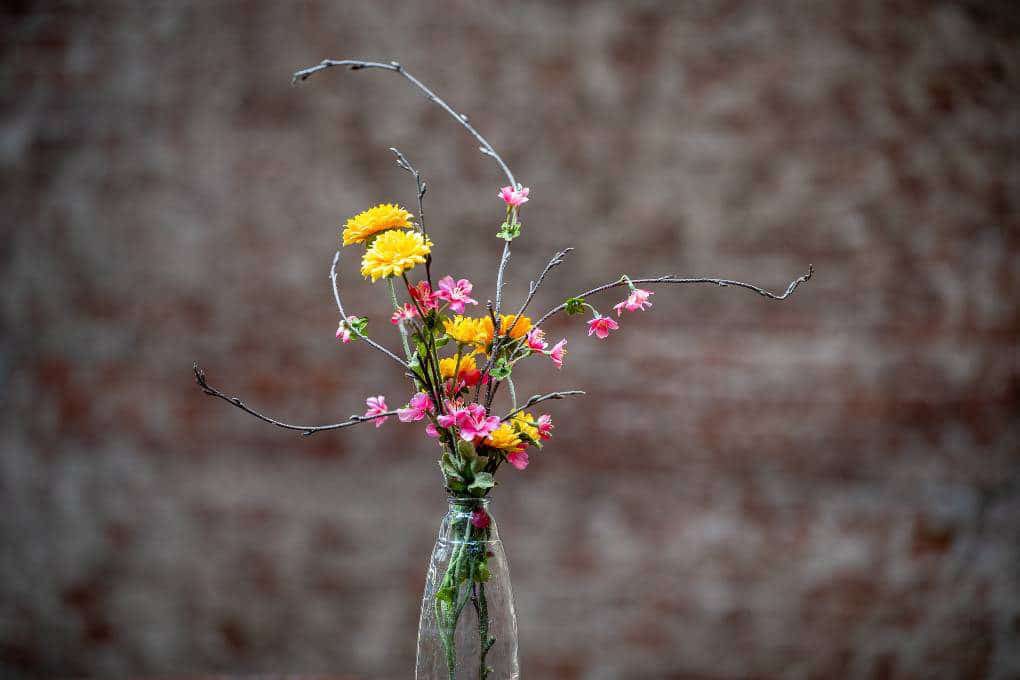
[415,496,519,679]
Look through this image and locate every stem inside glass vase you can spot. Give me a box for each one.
[416,495,517,680]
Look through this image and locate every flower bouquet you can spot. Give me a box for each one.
[194,58,812,680]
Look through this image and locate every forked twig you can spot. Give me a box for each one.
[534,265,814,329]
[193,363,396,436]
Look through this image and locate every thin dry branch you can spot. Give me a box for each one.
[389,147,433,287]
[534,265,814,329]
[293,60,515,186]
[504,247,573,338]
[193,363,396,436]
[330,251,409,368]
[503,390,586,421]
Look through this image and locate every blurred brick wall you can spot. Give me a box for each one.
[2,1,1018,678]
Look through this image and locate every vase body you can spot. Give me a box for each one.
[415,497,519,679]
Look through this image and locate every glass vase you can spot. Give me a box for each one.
[415,496,519,679]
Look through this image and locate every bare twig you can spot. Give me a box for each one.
[293,60,515,186]
[390,147,428,233]
[330,251,409,368]
[389,147,433,287]
[504,247,573,338]
[503,390,586,421]
[534,265,814,329]
[193,363,396,436]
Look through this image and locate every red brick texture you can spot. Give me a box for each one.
[2,1,1018,678]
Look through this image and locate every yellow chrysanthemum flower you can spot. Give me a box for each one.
[342,203,414,246]
[439,354,478,380]
[511,411,540,443]
[484,422,522,452]
[443,316,487,346]
[360,230,432,282]
[476,314,533,348]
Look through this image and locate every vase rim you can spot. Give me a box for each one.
[447,495,490,506]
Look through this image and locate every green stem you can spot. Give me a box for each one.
[436,510,477,680]
[387,278,413,361]
[471,576,494,679]
[507,376,517,412]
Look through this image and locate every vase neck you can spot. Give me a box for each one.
[447,496,490,512]
[441,496,498,541]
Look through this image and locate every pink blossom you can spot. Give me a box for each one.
[525,328,548,351]
[363,395,389,428]
[391,303,417,325]
[506,448,530,470]
[435,275,478,314]
[547,339,568,369]
[436,400,465,429]
[536,414,553,440]
[336,321,352,344]
[408,281,439,311]
[498,184,530,207]
[397,392,434,423]
[613,288,654,316]
[437,402,500,441]
[470,508,491,529]
[587,314,619,340]
[425,423,440,438]
[336,316,363,343]
[457,403,501,441]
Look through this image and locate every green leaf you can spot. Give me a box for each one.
[469,472,495,493]
[489,357,511,380]
[471,456,489,474]
[435,586,455,603]
[564,297,585,316]
[347,316,369,336]
[441,454,464,481]
[457,440,477,460]
[473,561,491,583]
[496,219,523,241]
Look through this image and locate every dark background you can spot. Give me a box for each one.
[2,1,1018,678]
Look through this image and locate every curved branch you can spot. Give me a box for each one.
[294,58,522,343]
[292,59,515,186]
[330,251,409,368]
[503,390,586,421]
[534,264,814,329]
[193,363,396,436]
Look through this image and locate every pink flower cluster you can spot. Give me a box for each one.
[584,288,654,341]
[438,401,501,441]
[405,277,479,315]
[524,328,568,370]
